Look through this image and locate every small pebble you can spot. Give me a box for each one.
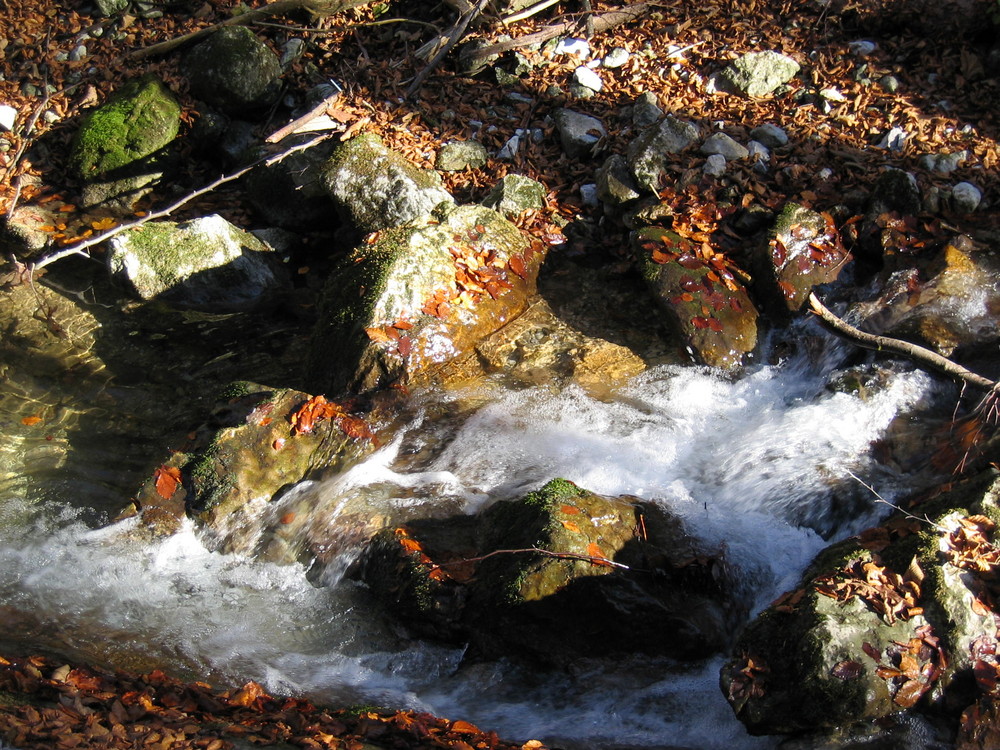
[580,183,599,207]
[849,40,877,56]
[952,182,982,213]
[554,38,590,57]
[0,104,16,132]
[573,66,603,92]
[704,154,726,177]
[602,47,630,68]
[68,44,87,62]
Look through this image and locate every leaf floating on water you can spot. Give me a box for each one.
[20,415,42,426]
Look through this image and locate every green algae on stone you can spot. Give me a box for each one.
[69,74,180,179]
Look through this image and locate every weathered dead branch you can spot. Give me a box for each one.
[807,292,997,392]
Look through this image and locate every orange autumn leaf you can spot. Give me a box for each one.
[21,415,42,426]
[230,680,268,707]
[587,543,613,566]
[560,520,581,533]
[153,465,182,499]
[450,719,480,734]
[560,504,579,515]
[400,537,423,553]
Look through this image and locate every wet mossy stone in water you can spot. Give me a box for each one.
[106,214,289,312]
[69,74,180,180]
[320,132,455,234]
[183,26,282,113]
[632,226,758,370]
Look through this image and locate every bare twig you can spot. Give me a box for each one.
[846,470,946,532]
[807,292,997,392]
[266,87,342,143]
[405,0,491,99]
[501,0,560,25]
[29,132,334,275]
[430,545,632,571]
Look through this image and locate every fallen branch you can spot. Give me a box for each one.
[126,0,372,60]
[463,1,653,66]
[501,0,560,25]
[405,0,492,99]
[807,292,997,392]
[29,132,334,275]
[431,545,633,571]
[265,86,342,143]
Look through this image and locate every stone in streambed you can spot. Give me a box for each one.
[182,26,282,113]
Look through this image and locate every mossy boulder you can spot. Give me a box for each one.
[68,75,180,209]
[480,174,546,217]
[183,26,282,113]
[721,468,1000,736]
[307,202,543,395]
[716,51,800,98]
[751,202,851,316]
[320,133,455,234]
[132,382,380,554]
[357,479,734,664]
[626,115,699,193]
[633,226,758,370]
[106,214,290,311]
[70,75,180,179]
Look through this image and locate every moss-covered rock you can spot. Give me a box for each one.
[68,74,180,209]
[357,478,734,664]
[750,202,851,316]
[632,226,758,370]
[320,133,455,234]
[106,214,290,311]
[307,202,542,395]
[626,115,699,193]
[721,468,1000,735]
[69,75,180,179]
[132,382,380,554]
[183,26,282,113]
[480,174,546,217]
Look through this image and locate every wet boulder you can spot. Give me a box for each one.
[69,74,180,210]
[182,27,282,113]
[307,202,543,395]
[850,236,1000,358]
[751,203,851,316]
[632,227,758,370]
[106,214,290,312]
[131,382,380,552]
[358,478,733,664]
[721,469,1000,736]
[320,133,455,234]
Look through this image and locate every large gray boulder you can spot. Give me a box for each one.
[307,202,544,395]
[183,27,282,113]
[320,133,455,234]
[106,214,289,311]
[716,51,800,98]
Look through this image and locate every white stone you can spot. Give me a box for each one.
[849,40,877,56]
[952,182,982,213]
[0,105,16,132]
[497,134,521,160]
[749,123,788,148]
[876,127,907,151]
[820,87,846,102]
[747,140,770,163]
[554,37,590,57]
[704,154,727,177]
[573,66,603,92]
[580,183,599,207]
[701,132,749,160]
[603,47,630,68]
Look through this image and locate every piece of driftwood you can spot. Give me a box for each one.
[807,292,996,392]
[126,0,372,60]
[462,1,653,65]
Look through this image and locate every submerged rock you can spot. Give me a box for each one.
[320,133,455,234]
[69,74,180,209]
[307,202,543,395]
[106,214,289,311]
[721,469,1000,736]
[632,227,758,370]
[358,478,733,664]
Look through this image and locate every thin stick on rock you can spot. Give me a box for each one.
[807,292,997,392]
[29,132,335,275]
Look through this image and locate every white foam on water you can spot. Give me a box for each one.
[0,359,941,749]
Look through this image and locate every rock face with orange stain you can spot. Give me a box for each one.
[307,202,546,395]
[356,478,735,664]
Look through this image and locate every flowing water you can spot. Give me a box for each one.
[0,315,952,749]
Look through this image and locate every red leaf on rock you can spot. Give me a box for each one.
[691,316,710,329]
[832,660,864,680]
[154,466,181,499]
